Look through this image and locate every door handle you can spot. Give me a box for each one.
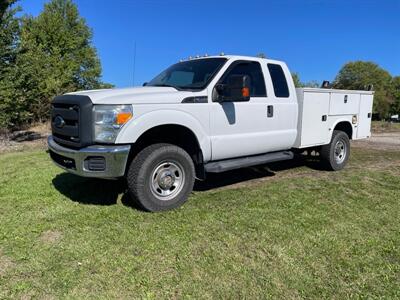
[267,105,274,117]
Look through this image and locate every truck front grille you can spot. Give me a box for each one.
[51,95,93,148]
[52,103,80,146]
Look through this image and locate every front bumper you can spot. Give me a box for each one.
[47,135,131,178]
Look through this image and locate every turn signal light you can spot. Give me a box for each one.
[242,87,250,97]
[116,112,132,125]
[352,115,357,124]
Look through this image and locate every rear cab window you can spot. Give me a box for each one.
[268,63,290,98]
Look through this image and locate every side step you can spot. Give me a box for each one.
[204,151,294,173]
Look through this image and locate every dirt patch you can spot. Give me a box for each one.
[371,121,400,133]
[0,250,16,276]
[0,123,50,154]
[352,132,400,151]
[39,230,63,244]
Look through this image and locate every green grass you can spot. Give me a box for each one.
[0,148,399,299]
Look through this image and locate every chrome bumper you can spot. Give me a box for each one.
[47,135,130,178]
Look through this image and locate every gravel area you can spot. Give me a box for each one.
[352,132,400,151]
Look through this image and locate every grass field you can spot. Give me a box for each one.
[0,146,399,298]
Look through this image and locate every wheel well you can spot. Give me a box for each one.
[334,121,353,139]
[128,124,205,179]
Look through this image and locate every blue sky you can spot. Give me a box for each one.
[19,0,400,88]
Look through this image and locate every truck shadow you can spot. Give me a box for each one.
[52,154,325,207]
[52,174,126,206]
[194,154,325,191]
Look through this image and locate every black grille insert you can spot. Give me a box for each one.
[51,95,93,148]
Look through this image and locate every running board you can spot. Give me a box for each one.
[204,151,294,173]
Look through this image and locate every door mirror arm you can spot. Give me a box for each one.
[213,84,226,102]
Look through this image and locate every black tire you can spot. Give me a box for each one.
[127,143,195,212]
[321,130,350,171]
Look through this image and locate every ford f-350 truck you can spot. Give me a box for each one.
[48,55,374,211]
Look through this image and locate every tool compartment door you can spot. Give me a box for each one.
[356,94,373,138]
[329,93,360,115]
[300,91,330,147]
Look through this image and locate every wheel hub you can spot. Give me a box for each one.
[334,140,346,164]
[150,161,185,201]
[158,172,175,190]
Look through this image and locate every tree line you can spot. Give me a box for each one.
[1,1,399,131]
[0,0,111,131]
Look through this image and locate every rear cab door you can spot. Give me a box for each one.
[262,61,298,150]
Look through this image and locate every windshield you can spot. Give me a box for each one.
[147,58,227,90]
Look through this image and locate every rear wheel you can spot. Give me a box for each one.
[127,143,195,212]
[321,130,350,171]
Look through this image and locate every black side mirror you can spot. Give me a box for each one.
[142,82,148,86]
[214,75,251,102]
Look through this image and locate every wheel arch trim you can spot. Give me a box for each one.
[329,118,354,141]
[115,110,211,161]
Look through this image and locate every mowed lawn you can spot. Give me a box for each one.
[0,146,399,299]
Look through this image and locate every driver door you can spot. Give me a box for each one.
[210,60,272,161]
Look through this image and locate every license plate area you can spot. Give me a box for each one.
[49,150,76,170]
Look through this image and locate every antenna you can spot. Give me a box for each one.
[132,41,137,86]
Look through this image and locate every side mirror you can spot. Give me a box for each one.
[142,82,148,86]
[214,75,251,102]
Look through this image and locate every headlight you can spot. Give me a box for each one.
[93,105,133,143]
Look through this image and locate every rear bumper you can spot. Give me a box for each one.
[47,135,130,178]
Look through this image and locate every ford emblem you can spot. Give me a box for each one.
[54,115,66,128]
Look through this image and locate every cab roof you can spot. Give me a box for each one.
[187,54,285,66]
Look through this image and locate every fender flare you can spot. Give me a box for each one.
[115,109,211,161]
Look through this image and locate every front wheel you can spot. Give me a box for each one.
[321,130,350,171]
[127,143,195,212]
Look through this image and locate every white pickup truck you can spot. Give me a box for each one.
[48,55,374,211]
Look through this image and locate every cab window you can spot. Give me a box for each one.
[268,63,290,98]
[219,61,267,97]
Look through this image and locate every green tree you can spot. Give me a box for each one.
[0,0,26,129]
[0,0,16,19]
[333,61,393,119]
[2,0,111,128]
[291,72,320,88]
[292,72,302,87]
[18,0,109,122]
[391,76,400,115]
[303,80,320,88]
[0,0,19,70]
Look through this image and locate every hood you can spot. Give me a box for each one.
[66,86,198,105]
